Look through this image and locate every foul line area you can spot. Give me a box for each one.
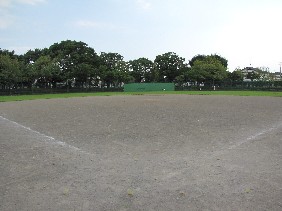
[1,115,281,155]
[0,115,90,156]
[228,121,282,150]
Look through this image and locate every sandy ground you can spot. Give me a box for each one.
[0,95,282,211]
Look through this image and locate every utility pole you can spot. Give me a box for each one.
[280,62,282,79]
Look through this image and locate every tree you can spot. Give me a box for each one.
[189,56,227,86]
[189,54,206,67]
[18,49,47,88]
[188,63,208,84]
[99,52,123,69]
[174,66,191,86]
[225,69,244,86]
[211,54,228,68]
[129,58,154,82]
[246,71,260,82]
[99,52,131,87]
[154,52,186,82]
[189,54,228,68]
[229,69,244,82]
[21,48,47,65]
[73,63,96,88]
[255,68,273,82]
[0,54,21,89]
[0,48,17,59]
[115,61,133,86]
[48,40,99,87]
[31,55,61,88]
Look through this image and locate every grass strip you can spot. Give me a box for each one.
[1,90,282,102]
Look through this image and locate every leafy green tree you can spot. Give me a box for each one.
[0,41,234,92]
[114,61,133,86]
[0,48,18,59]
[255,68,273,82]
[99,52,123,69]
[189,56,227,86]
[189,54,206,67]
[154,52,186,82]
[99,52,131,87]
[31,55,61,88]
[48,40,99,87]
[73,63,96,88]
[188,63,208,83]
[211,54,228,68]
[129,58,154,82]
[189,54,228,68]
[17,49,45,88]
[21,48,47,65]
[228,69,244,82]
[246,71,260,82]
[225,69,244,86]
[0,54,21,89]
[174,67,191,85]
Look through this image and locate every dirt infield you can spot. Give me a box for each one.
[1,95,282,211]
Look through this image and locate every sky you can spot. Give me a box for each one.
[0,0,282,72]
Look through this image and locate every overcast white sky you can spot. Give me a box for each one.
[0,0,282,72]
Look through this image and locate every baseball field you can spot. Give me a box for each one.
[1,94,281,210]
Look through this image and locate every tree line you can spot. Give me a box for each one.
[1,40,244,90]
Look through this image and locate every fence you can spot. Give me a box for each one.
[176,81,282,91]
[124,83,175,92]
[0,87,123,96]
[1,81,282,96]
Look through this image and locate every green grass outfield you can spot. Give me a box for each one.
[1,91,282,102]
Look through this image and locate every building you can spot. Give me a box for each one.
[240,67,260,82]
[274,72,282,80]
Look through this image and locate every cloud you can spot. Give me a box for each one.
[7,46,33,54]
[0,0,45,29]
[136,0,152,10]
[0,15,14,29]
[17,0,46,5]
[0,1,14,29]
[74,20,100,28]
[73,20,122,31]
[0,0,45,8]
[214,5,282,71]
[0,0,12,8]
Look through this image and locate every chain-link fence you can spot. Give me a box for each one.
[176,81,282,91]
[0,87,123,96]
[1,81,282,96]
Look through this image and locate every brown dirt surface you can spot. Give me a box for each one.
[1,95,282,210]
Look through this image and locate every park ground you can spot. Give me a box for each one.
[1,90,282,102]
[0,94,282,210]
